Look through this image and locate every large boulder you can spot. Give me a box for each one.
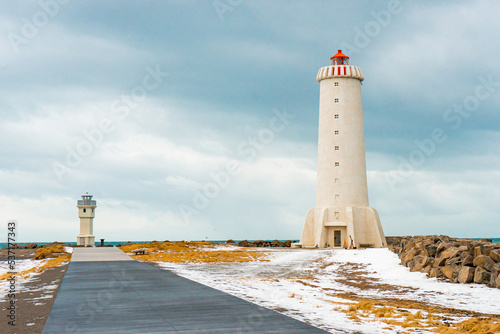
[226,239,235,244]
[490,250,500,263]
[429,267,442,278]
[441,266,455,280]
[284,240,292,247]
[422,265,432,275]
[474,246,484,257]
[253,240,264,247]
[270,240,284,247]
[436,242,452,256]
[474,267,491,284]
[457,267,475,284]
[462,254,474,267]
[445,256,462,267]
[412,256,430,272]
[482,245,494,256]
[435,247,460,267]
[426,245,438,258]
[238,240,249,247]
[473,255,496,272]
[404,241,416,251]
[489,268,499,288]
[402,248,418,266]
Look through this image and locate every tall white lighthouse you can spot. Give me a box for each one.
[300,50,386,249]
[76,193,96,247]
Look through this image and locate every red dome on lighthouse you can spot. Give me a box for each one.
[330,49,349,65]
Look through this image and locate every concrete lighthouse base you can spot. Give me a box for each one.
[300,207,386,249]
[77,234,95,247]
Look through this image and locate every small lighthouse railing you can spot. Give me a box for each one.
[77,200,96,205]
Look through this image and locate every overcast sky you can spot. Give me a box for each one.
[1,0,499,243]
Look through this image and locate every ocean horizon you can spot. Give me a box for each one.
[0,238,499,249]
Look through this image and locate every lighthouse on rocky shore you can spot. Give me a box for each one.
[300,50,386,249]
[76,193,96,247]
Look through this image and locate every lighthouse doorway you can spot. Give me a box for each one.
[334,230,341,247]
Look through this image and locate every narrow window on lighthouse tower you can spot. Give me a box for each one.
[335,98,339,103]
[335,146,339,150]
[335,178,339,183]
[334,82,339,86]
[83,208,86,213]
[335,212,339,220]
[335,114,339,119]
[335,194,340,199]
[335,130,339,135]
[335,162,339,166]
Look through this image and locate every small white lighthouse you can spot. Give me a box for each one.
[76,193,96,247]
[300,50,386,249]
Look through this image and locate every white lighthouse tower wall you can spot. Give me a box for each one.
[300,57,386,249]
[316,76,368,208]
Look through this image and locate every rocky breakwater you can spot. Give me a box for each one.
[387,236,500,288]
[231,239,293,248]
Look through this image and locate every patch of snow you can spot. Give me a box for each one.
[64,246,74,254]
[201,244,241,252]
[156,248,500,334]
[0,259,41,275]
[329,249,500,314]
[0,258,67,302]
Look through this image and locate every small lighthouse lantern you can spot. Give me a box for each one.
[330,49,349,65]
[76,192,96,247]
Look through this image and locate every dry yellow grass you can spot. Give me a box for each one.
[119,241,268,263]
[341,298,500,334]
[34,245,66,260]
[432,318,500,334]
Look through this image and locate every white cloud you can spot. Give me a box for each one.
[1,1,499,243]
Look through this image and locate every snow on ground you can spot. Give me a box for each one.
[156,248,500,334]
[0,258,44,277]
[0,256,69,302]
[330,249,500,313]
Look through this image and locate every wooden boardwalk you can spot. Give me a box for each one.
[42,248,329,333]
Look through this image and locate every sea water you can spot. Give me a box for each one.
[1,238,499,249]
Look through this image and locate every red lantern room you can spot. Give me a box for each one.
[330,49,349,65]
